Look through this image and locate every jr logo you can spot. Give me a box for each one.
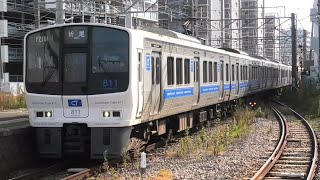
[68,99,82,107]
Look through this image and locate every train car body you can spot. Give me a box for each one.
[24,23,291,159]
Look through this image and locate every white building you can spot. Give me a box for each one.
[280,29,312,66]
[223,0,241,49]
[158,0,223,47]
[241,0,264,56]
[264,13,280,62]
[310,0,319,77]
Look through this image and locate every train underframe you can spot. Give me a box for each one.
[35,89,282,159]
[35,102,237,159]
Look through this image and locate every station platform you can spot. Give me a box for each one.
[0,109,29,129]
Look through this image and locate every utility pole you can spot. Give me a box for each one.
[318,0,320,74]
[291,13,297,90]
[56,0,65,24]
[34,0,40,28]
[262,0,265,57]
[220,1,224,47]
[303,30,307,64]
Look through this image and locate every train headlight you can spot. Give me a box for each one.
[103,111,110,117]
[44,111,52,118]
[36,111,53,118]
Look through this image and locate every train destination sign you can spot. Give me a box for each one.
[64,26,88,44]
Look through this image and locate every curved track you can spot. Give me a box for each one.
[252,102,318,180]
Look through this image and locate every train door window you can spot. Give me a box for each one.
[167,57,174,85]
[249,65,252,80]
[255,66,257,80]
[151,56,155,84]
[194,59,199,83]
[138,52,142,82]
[232,64,235,81]
[156,57,160,84]
[176,58,183,85]
[220,61,224,81]
[226,63,229,81]
[236,64,239,81]
[214,62,218,82]
[245,66,247,80]
[203,61,208,83]
[240,65,243,81]
[184,59,190,84]
[242,66,245,80]
[209,62,213,82]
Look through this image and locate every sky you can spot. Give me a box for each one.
[265,0,314,31]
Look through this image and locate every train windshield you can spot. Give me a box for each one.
[25,26,129,95]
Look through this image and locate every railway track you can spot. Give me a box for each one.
[252,102,318,180]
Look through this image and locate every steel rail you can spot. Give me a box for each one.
[61,169,91,180]
[251,106,288,180]
[273,101,318,180]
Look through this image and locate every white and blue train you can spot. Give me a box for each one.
[24,23,291,159]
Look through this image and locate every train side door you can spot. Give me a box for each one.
[151,52,161,115]
[193,57,200,106]
[236,63,240,96]
[219,60,224,99]
[61,48,89,118]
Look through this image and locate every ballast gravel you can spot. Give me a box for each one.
[95,117,279,179]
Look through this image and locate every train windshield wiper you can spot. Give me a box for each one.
[98,59,108,73]
[41,66,57,87]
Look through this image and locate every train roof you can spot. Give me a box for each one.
[140,27,201,44]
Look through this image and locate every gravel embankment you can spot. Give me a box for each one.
[93,117,279,180]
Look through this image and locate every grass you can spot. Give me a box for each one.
[175,107,258,157]
[151,169,174,180]
[0,92,26,110]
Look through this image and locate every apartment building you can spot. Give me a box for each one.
[241,0,264,56]
[264,13,280,62]
[223,0,241,49]
[159,0,222,47]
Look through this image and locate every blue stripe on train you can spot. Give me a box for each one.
[201,85,220,94]
[164,87,194,100]
[164,82,249,100]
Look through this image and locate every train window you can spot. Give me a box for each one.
[214,62,218,82]
[176,58,183,85]
[203,61,208,83]
[226,63,229,81]
[64,53,86,82]
[209,62,213,82]
[243,66,245,80]
[232,64,234,81]
[184,59,190,84]
[167,57,174,85]
[246,66,248,80]
[240,65,243,81]
[151,57,155,84]
[138,53,142,82]
[194,59,199,83]
[236,64,239,81]
[249,65,252,80]
[156,57,160,84]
